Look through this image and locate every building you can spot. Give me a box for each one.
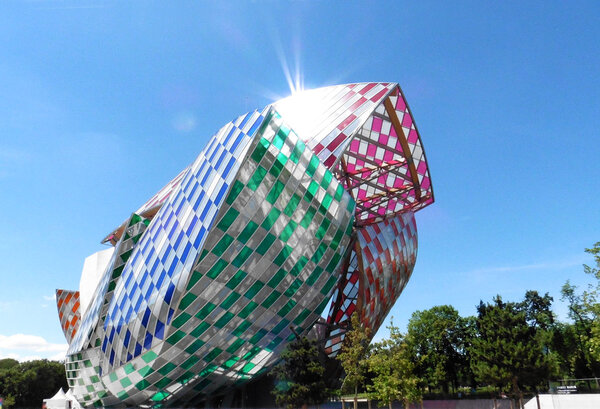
[56,82,434,407]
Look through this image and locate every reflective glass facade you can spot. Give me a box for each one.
[56,82,434,407]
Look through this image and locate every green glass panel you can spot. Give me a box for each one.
[214,312,234,328]
[345,220,354,236]
[216,208,240,232]
[238,221,259,244]
[226,270,247,290]
[190,322,210,337]
[182,355,200,370]
[283,193,301,217]
[267,268,287,288]
[109,372,118,383]
[185,339,205,354]
[244,281,264,299]
[166,329,186,345]
[306,155,319,177]
[261,207,281,231]
[90,375,100,383]
[261,290,281,309]
[290,141,305,164]
[290,256,309,276]
[199,249,209,262]
[242,346,261,360]
[334,184,344,202]
[300,206,316,228]
[278,220,297,242]
[212,234,234,257]
[178,293,197,310]
[241,362,256,374]
[272,318,290,333]
[321,171,332,189]
[247,166,267,191]
[233,320,252,336]
[293,309,311,326]
[206,259,228,279]
[316,218,331,240]
[283,279,302,297]
[124,363,135,374]
[251,138,269,163]
[306,266,324,286]
[273,245,293,266]
[226,180,245,206]
[232,246,253,268]
[238,300,258,318]
[158,362,176,376]
[226,338,245,354]
[311,242,328,264]
[151,391,170,402]
[196,302,216,320]
[320,275,338,295]
[220,292,241,310]
[117,391,129,400]
[266,337,283,352]
[256,233,275,255]
[204,347,223,362]
[266,180,285,204]
[84,360,92,368]
[223,356,240,368]
[138,366,154,377]
[304,180,319,202]
[186,270,203,291]
[347,198,355,212]
[269,155,285,178]
[135,379,151,391]
[155,377,171,389]
[272,127,288,149]
[326,252,342,273]
[249,328,268,344]
[315,296,330,315]
[172,312,192,329]
[177,371,194,384]
[319,193,333,214]
[330,229,344,251]
[86,385,94,393]
[277,300,296,318]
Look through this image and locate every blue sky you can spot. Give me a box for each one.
[1,1,599,360]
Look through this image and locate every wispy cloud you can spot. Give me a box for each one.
[461,255,588,278]
[43,294,56,301]
[0,334,68,361]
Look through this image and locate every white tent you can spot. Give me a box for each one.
[65,389,82,409]
[43,388,81,409]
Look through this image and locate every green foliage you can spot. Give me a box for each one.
[0,359,68,408]
[558,242,600,377]
[367,321,421,409]
[583,242,600,361]
[470,294,553,397]
[0,359,18,371]
[406,305,475,393]
[336,313,371,400]
[272,336,330,409]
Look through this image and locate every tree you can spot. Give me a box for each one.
[582,242,600,361]
[367,321,421,409]
[336,313,371,409]
[405,305,475,393]
[470,295,553,406]
[272,336,330,409]
[560,281,600,377]
[0,359,68,408]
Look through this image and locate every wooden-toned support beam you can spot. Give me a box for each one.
[383,96,421,200]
